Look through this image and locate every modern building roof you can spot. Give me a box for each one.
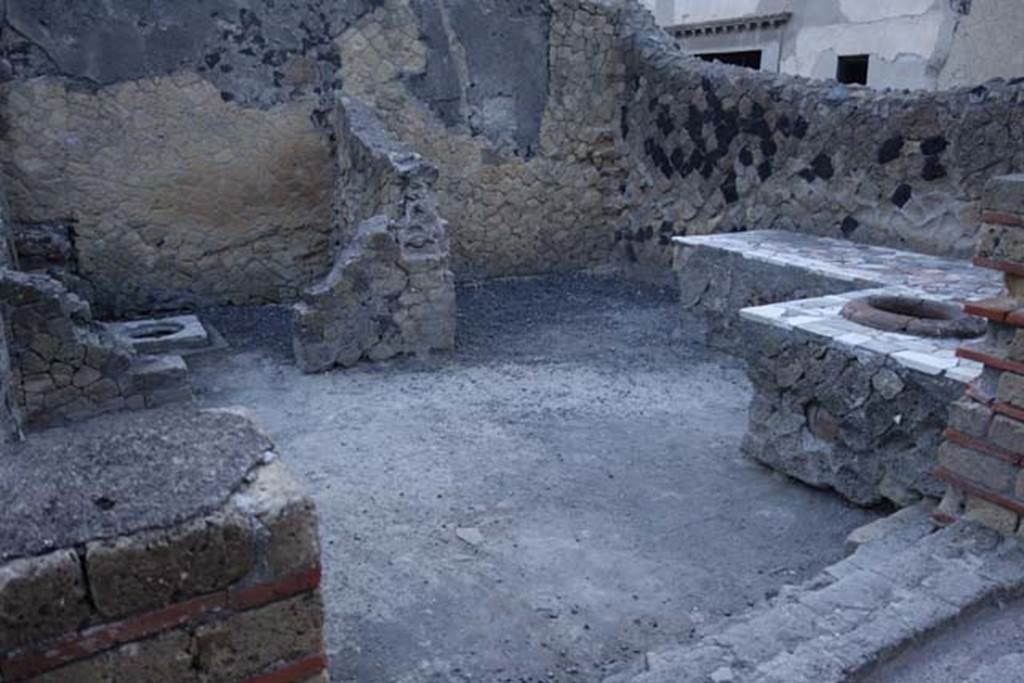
[667,11,792,39]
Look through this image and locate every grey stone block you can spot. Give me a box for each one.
[983,174,1024,216]
[86,508,255,619]
[129,355,188,392]
[996,371,1024,409]
[0,550,91,651]
[964,496,1019,536]
[230,461,321,579]
[988,415,1024,454]
[194,592,324,681]
[948,397,994,438]
[938,441,1017,493]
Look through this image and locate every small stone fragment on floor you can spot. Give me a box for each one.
[455,527,484,546]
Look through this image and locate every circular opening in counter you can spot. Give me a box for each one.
[129,322,185,340]
[840,295,986,339]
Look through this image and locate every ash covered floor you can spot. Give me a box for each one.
[191,275,879,682]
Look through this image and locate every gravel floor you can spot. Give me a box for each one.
[191,275,879,682]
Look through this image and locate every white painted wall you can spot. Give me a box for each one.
[646,0,1024,90]
[938,0,1024,90]
[780,4,947,90]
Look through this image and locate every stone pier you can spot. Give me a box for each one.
[0,407,328,682]
[935,174,1024,537]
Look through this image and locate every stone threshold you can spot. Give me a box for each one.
[608,505,1024,683]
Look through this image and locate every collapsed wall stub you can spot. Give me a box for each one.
[338,0,631,282]
[935,175,1024,538]
[292,96,456,373]
[617,4,1024,283]
[0,172,193,435]
[0,267,193,431]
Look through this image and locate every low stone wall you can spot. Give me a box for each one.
[292,98,456,373]
[617,3,1024,282]
[675,230,1001,348]
[0,269,191,429]
[0,407,327,682]
[935,175,1024,539]
[678,231,1002,505]
[675,233,868,347]
[743,320,961,506]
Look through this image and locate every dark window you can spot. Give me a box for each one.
[696,50,762,70]
[837,55,869,85]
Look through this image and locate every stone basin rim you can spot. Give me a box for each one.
[841,294,987,339]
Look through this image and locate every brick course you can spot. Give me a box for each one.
[0,456,328,682]
[937,175,1024,535]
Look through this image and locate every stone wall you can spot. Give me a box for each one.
[3,0,1021,308]
[935,175,1024,540]
[616,5,1024,282]
[0,407,327,682]
[292,97,456,372]
[0,190,18,443]
[0,0,368,315]
[744,321,960,506]
[0,0,631,314]
[0,268,191,429]
[336,0,631,281]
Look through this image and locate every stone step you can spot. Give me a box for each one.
[607,504,1024,683]
[128,354,193,409]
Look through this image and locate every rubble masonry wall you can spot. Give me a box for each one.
[0,0,1021,309]
[615,5,1024,282]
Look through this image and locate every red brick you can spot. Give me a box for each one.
[1,592,226,680]
[964,297,1021,323]
[934,467,1024,516]
[945,428,1023,465]
[230,568,321,612]
[981,210,1024,227]
[957,347,1024,376]
[994,401,1024,423]
[1008,308,1024,328]
[245,652,327,683]
[931,509,959,526]
[974,256,1024,278]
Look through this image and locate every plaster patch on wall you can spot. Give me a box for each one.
[838,0,939,24]
[781,13,945,87]
[669,0,775,24]
[939,0,1024,89]
[2,74,333,314]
